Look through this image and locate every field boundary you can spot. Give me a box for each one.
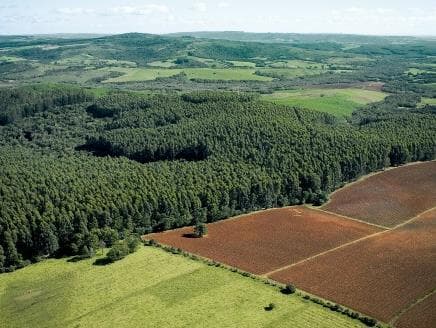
[263,204,434,278]
[262,230,385,277]
[306,206,390,230]
[389,288,436,326]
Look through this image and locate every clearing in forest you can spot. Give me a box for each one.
[261,88,386,117]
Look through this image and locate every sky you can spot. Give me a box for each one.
[1,0,436,36]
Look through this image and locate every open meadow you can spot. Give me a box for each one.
[0,246,366,328]
[261,88,386,117]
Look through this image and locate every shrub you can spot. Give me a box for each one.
[194,222,207,237]
[281,284,296,295]
[264,303,276,311]
[106,241,130,263]
[359,317,377,327]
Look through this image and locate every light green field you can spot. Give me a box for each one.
[0,246,365,328]
[147,60,177,68]
[185,68,272,81]
[0,55,24,63]
[262,88,387,117]
[255,66,329,79]
[406,68,429,75]
[419,97,436,107]
[228,60,257,67]
[267,60,324,69]
[101,67,273,83]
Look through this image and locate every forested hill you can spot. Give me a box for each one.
[0,85,435,272]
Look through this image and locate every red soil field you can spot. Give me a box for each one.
[269,208,436,323]
[145,206,381,275]
[395,292,436,328]
[322,161,436,227]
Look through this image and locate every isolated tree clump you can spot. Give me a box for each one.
[194,222,208,238]
[105,235,140,263]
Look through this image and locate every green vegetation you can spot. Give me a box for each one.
[261,88,387,117]
[100,67,273,83]
[419,97,436,107]
[0,246,366,328]
[194,223,208,238]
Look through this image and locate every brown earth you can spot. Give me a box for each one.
[145,206,381,275]
[395,292,436,328]
[322,161,436,227]
[269,208,436,323]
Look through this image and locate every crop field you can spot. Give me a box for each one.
[395,292,436,328]
[100,67,273,83]
[261,88,386,117]
[269,208,436,324]
[146,206,381,275]
[0,246,365,328]
[323,161,436,227]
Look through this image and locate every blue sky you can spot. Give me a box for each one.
[1,0,435,36]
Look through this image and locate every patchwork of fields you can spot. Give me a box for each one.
[146,161,436,327]
[148,207,381,275]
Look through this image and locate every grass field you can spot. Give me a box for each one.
[227,60,257,67]
[101,67,273,83]
[0,55,24,63]
[0,247,365,328]
[261,88,387,117]
[419,97,436,107]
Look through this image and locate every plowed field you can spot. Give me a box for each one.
[395,292,436,328]
[269,208,436,323]
[146,206,381,275]
[322,161,436,227]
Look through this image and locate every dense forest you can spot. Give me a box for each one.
[0,84,435,272]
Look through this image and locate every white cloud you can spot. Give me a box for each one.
[109,5,170,16]
[56,8,95,15]
[192,2,207,13]
[218,2,230,9]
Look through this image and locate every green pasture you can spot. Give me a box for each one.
[262,88,387,117]
[0,246,365,328]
